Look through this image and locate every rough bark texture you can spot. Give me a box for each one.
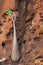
[0,0,43,65]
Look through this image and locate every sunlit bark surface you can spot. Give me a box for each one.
[0,0,43,65]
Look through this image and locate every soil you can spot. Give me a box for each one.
[0,0,43,65]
